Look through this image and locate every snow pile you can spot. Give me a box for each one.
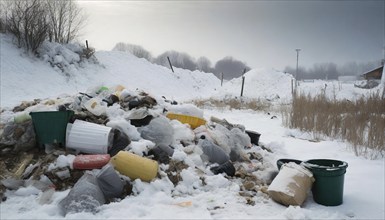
[216,68,294,103]
[0,33,220,108]
[37,40,99,76]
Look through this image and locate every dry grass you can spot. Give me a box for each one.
[192,97,272,112]
[283,91,385,159]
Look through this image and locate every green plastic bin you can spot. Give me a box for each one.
[30,110,74,149]
[303,159,348,206]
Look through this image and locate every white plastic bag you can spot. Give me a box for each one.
[138,116,174,146]
[268,162,314,206]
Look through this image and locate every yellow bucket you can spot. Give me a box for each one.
[166,113,206,129]
[110,151,158,182]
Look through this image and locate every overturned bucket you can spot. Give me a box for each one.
[30,110,74,149]
[66,120,113,154]
[303,159,348,206]
[245,130,261,146]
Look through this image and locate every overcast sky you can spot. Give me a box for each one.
[77,0,385,71]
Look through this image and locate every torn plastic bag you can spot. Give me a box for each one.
[1,178,24,190]
[96,164,124,200]
[230,128,252,148]
[198,139,229,165]
[148,144,174,164]
[138,116,174,146]
[58,172,105,215]
[210,160,235,177]
[127,108,153,127]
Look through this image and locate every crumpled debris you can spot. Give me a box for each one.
[0,86,270,210]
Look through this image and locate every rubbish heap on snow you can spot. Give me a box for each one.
[0,84,348,215]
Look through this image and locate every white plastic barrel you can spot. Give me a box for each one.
[66,120,113,154]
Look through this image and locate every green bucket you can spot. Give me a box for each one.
[276,158,303,170]
[30,110,74,149]
[303,159,348,206]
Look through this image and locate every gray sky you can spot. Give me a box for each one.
[77,0,385,71]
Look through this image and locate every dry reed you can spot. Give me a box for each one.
[283,91,385,159]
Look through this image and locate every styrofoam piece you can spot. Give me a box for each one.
[83,98,107,116]
[66,120,113,154]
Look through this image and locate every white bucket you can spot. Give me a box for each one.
[66,120,113,154]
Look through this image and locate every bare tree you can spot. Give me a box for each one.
[45,0,85,43]
[6,0,49,52]
[214,56,250,80]
[112,42,153,61]
[196,56,212,73]
[154,50,197,71]
[0,1,9,33]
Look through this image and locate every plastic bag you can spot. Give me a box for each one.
[198,139,229,165]
[267,163,314,206]
[96,164,124,200]
[148,144,174,164]
[210,161,235,177]
[58,172,105,215]
[138,116,174,146]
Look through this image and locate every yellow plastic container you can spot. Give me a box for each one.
[166,113,206,129]
[110,151,158,182]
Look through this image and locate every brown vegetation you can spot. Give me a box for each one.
[283,91,385,158]
[192,97,271,112]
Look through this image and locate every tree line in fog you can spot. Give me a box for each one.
[284,61,382,80]
[114,42,383,81]
[112,42,250,80]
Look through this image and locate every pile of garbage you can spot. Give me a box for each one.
[1,84,302,216]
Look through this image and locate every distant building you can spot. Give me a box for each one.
[361,65,383,80]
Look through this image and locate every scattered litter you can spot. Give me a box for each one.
[96,164,124,200]
[72,154,111,170]
[111,151,159,182]
[66,120,113,154]
[173,201,192,207]
[58,172,106,215]
[0,86,271,214]
[138,116,174,146]
[210,160,236,177]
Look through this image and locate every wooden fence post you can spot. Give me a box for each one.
[167,56,174,73]
[221,72,223,86]
[240,68,246,97]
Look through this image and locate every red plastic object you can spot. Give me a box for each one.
[73,154,111,170]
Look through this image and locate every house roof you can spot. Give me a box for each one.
[362,65,384,76]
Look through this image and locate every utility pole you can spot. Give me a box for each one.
[295,49,301,80]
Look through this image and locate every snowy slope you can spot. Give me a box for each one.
[0,34,384,220]
[2,32,380,109]
[0,34,220,108]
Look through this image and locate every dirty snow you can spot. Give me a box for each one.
[0,33,384,219]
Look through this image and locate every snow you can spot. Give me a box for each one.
[0,33,384,219]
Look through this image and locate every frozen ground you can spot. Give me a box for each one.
[0,33,384,219]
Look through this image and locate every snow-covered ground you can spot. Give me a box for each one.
[0,34,384,219]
